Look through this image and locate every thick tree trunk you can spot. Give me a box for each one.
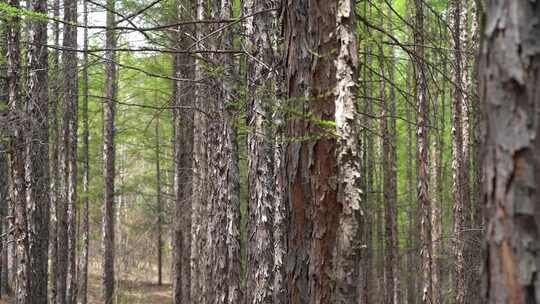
[334,0,363,302]
[102,0,117,302]
[480,1,540,302]
[24,0,50,302]
[245,0,278,303]
[414,0,432,302]
[283,1,340,303]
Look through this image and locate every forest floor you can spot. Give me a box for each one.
[0,273,172,304]
[87,273,172,304]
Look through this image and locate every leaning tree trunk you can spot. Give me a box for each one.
[102,0,117,302]
[480,1,540,303]
[414,0,432,302]
[25,0,50,302]
[283,1,340,303]
[333,0,363,302]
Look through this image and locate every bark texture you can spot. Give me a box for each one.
[102,0,117,302]
[480,1,540,303]
[245,0,279,303]
[414,0,432,302]
[172,1,194,303]
[24,0,50,301]
[77,1,90,303]
[334,0,363,302]
[283,1,339,303]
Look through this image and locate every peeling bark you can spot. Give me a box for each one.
[480,1,540,303]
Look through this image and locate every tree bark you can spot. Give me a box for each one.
[245,0,278,303]
[63,0,79,301]
[283,1,340,303]
[480,1,540,302]
[102,0,117,302]
[77,1,90,303]
[171,1,194,302]
[414,0,432,302]
[155,116,163,287]
[49,0,61,301]
[334,0,363,302]
[24,0,50,301]
[450,1,466,303]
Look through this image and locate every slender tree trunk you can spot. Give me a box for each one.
[102,0,117,302]
[155,116,163,286]
[7,0,25,301]
[171,1,194,302]
[77,1,90,303]
[49,0,61,301]
[0,12,8,299]
[450,1,466,303]
[414,0,431,302]
[63,0,79,301]
[24,0,50,301]
[480,1,540,302]
[334,0,363,302]
[245,0,278,303]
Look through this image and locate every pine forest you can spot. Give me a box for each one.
[0,0,538,303]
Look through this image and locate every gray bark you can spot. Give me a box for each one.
[480,1,540,302]
[334,0,363,302]
[245,0,279,303]
[24,0,50,301]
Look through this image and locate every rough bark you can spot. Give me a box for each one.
[333,0,363,302]
[24,0,50,301]
[245,0,278,303]
[171,1,194,302]
[414,0,432,302]
[63,0,79,301]
[283,1,339,303]
[49,0,61,301]
[480,1,540,302]
[450,1,466,303]
[102,0,117,302]
[191,0,208,301]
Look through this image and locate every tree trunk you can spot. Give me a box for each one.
[245,0,278,303]
[414,0,431,302]
[191,0,206,301]
[334,0,363,302]
[171,1,194,302]
[480,1,540,302]
[49,0,61,301]
[24,0,50,301]
[283,1,339,303]
[450,1,466,303]
[63,0,79,301]
[77,1,90,303]
[102,0,117,302]
[155,116,163,287]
